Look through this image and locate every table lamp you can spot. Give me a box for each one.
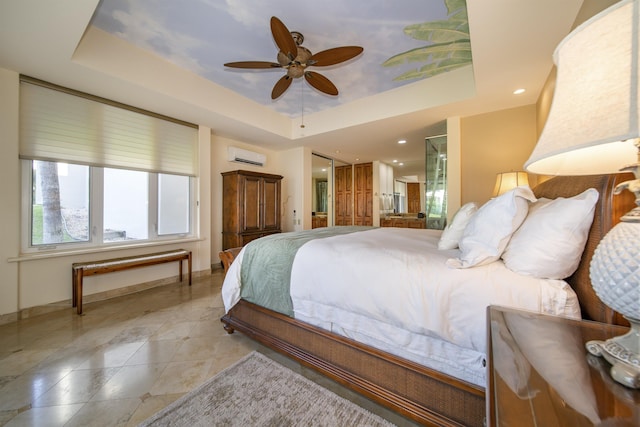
[492,171,529,196]
[524,0,640,388]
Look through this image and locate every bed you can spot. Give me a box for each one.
[220,173,634,427]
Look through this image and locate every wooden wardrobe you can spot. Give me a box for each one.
[222,170,282,250]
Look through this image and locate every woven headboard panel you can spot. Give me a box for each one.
[532,173,635,325]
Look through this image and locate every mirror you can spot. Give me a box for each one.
[312,154,332,228]
[393,180,407,214]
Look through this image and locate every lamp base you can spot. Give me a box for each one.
[586,318,640,389]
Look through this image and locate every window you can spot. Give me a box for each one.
[103,168,149,242]
[26,160,194,250]
[20,77,198,252]
[31,161,90,245]
[158,174,190,235]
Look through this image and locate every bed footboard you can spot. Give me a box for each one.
[221,299,484,427]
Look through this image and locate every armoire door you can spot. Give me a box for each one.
[262,176,281,231]
[241,174,262,232]
[334,165,353,226]
[407,182,421,214]
[354,162,373,226]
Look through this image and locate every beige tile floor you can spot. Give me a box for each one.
[0,270,420,426]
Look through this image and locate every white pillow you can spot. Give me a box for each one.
[447,186,536,269]
[502,188,598,279]
[437,202,478,250]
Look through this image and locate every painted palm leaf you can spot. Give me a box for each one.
[393,57,470,81]
[382,40,470,67]
[445,0,467,16]
[404,20,469,43]
[383,0,471,82]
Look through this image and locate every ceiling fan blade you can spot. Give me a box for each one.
[270,17,298,60]
[309,46,363,67]
[224,61,281,69]
[271,75,292,99]
[304,71,338,96]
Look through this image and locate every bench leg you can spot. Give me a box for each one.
[72,269,84,315]
[178,253,192,286]
[72,269,77,308]
[188,252,192,286]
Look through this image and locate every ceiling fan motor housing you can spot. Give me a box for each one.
[278,46,312,78]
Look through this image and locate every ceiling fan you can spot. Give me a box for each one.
[224,16,363,100]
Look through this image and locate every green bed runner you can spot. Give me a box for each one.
[240,226,374,316]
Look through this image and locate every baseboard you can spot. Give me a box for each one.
[0,269,211,325]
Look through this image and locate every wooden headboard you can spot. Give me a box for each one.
[533,173,635,325]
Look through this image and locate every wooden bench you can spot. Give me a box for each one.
[72,249,192,315]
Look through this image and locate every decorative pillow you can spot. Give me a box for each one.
[437,202,479,250]
[447,186,536,269]
[501,188,598,279]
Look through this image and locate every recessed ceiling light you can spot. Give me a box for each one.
[513,88,526,95]
[399,162,404,166]
[398,139,407,144]
[392,159,398,163]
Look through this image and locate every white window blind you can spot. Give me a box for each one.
[19,78,198,176]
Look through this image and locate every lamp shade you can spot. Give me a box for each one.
[524,0,640,175]
[493,171,529,196]
[532,0,640,389]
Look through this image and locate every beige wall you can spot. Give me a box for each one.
[446,117,462,220]
[460,105,538,205]
[277,146,311,232]
[0,69,20,318]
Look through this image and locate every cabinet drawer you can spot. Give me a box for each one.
[241,230,281,246]
[407,219,425,229]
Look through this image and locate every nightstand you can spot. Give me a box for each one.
[487,306,639,427]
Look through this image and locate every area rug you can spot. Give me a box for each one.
[138,351,396,426]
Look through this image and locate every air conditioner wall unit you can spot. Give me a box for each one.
[227,146,266,167]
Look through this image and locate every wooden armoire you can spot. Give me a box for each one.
[222,170,282,250]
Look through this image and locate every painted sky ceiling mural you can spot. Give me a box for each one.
[91,0,472,117]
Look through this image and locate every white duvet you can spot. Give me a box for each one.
[222,227,581,386]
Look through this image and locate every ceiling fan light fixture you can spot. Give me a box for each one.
[224,16,363,100]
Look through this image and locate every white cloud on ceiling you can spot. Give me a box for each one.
[91,0,457,117]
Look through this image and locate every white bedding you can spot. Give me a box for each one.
[221,227,581,386]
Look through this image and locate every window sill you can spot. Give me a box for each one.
[8,237,204,263]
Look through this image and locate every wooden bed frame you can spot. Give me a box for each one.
[220,173,635,427]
